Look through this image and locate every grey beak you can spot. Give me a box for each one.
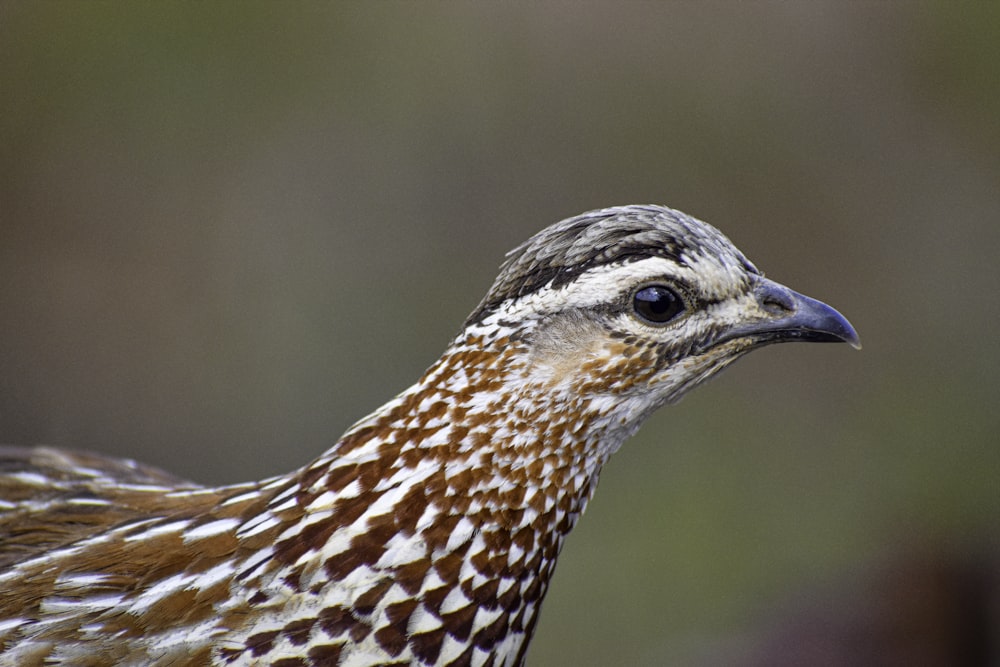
[719,278,861,350]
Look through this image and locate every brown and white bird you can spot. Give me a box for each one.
[0,205,858,666]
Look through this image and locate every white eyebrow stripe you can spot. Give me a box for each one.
[484,255,746,327]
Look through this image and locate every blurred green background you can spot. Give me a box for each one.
[1,2,998,664]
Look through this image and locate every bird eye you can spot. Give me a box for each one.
[632,285,684,324]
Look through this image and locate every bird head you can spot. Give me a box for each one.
[462,205,859,451]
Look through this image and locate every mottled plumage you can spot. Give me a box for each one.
[0,205,858,666]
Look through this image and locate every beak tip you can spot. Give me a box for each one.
[832,317,862,351]
[804,299,862,351]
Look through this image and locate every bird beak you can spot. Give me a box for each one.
[719,277,861,350]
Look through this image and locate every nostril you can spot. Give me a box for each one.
[762,294,794,314]
[755,280,796,315]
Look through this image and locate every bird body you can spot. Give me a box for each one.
[0,205,858,666]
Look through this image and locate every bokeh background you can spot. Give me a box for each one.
[1,3,998,664]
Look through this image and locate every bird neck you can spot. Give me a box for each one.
[222,328,624,662]
[299,328,620,537]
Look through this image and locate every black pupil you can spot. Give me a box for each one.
[634,286,683,323]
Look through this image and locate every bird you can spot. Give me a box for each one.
[0,204,859,666]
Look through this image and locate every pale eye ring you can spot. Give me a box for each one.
[632,285,685,324]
